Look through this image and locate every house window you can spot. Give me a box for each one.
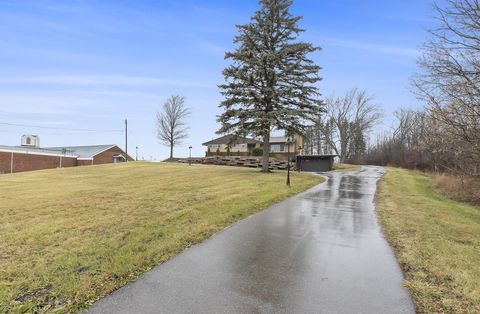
[270,144,284,152]
[26,137,31,145]
[231,144,246,150]
[209,144,219,149]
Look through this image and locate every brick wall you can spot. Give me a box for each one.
[0,145,133,174]
[77,159,93,166]
[0,152,11,174]
[93,146,134,164]
[0,151,77,174]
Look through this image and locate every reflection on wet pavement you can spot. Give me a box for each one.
[89,166,415,314]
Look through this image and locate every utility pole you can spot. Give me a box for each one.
[125,119,128,162]
[10,152,14,174]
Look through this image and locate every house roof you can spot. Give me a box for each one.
[202,135,262,146]
[45,145,116,158]
[0,144,119,158]
[269,136,288,143]
[0,145,78,158]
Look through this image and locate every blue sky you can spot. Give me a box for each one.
[0,0,435,159]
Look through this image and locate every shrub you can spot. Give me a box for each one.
[252,148,263,156]
[431,173,480,205]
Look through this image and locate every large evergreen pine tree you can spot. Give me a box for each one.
[218,0,323,172]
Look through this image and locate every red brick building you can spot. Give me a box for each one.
[0,135,133,174]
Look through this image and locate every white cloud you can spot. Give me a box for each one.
[191,4,227,15]
[0,119,70,126]
[0,75,216,88]
[0,107,72,115]
[0,93,116,115]
[315,36,419,58]
[196,40,228,57]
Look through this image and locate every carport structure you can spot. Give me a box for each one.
[296,154,337,172]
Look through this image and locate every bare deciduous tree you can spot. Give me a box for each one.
[363,1,480,177]
[363,109,429,169]
[412,0,480,176]
[306,88,382,162]
[156,95,191,159]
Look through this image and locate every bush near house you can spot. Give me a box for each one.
[252,147,263,156]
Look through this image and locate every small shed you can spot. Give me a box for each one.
[296,155,337,172]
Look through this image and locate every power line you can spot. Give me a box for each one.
[0,121,123,133]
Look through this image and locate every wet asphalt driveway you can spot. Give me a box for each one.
[88,166,414,313]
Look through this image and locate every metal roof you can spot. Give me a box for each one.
[0,144,117,158]
[44,145,116,158]
[0,145,77,157]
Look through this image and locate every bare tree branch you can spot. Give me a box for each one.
[156,95,191,159]
[304,88,382,162]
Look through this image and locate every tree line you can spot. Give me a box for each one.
[306,0,479,179]
[361,0,480,178]
[303,88,382,163]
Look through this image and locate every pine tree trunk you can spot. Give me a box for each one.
[316,129,321,154]
[261,130,271,172]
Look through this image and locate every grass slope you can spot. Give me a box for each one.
[0,162,322,313]
[376,167,480,313]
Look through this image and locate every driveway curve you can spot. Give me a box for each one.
[89,166,414,313]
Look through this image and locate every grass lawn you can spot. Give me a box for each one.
[332,163,361,172]
[376,167,480,313]
[0,162,322,313]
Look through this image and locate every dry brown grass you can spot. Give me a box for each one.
[376,168,480,313]
[0,162,322,313]
[332,163,361,172]
[431,173,480,205]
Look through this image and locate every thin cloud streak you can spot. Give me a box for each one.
[0,107,73,115]
[0,75,217,88]
[195,39,229,57]
[313,35,420,58]
[0,94,126,114]
[2,89,167,102]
